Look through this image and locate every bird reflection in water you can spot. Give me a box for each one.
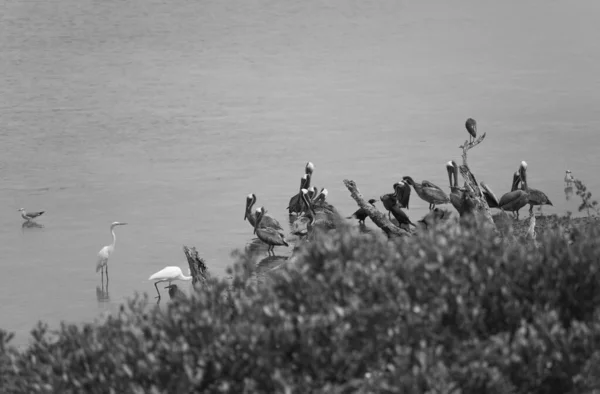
[96,280,110,303]
[21,221,44,233]
[564,186,573,201]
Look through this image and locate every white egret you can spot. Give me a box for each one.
[149,266,193,299]
[96,222,128,282]
[18,208,45,222]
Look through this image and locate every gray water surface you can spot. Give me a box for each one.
[1,0,599,346]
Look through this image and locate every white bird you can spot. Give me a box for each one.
[149,266,193,299]
[564,170,574,186]
[96,222,128,282]
[18,208,45,222]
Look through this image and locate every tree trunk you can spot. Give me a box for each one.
[458,132,497,230]
[343,179,410,239]
[183,245,209,286]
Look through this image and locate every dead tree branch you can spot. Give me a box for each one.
[343,179,410,239]
[457,131,497,229]
[183,245,209,286]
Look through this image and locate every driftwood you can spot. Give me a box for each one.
[343,179,410,239]
[183,245,209,286]
[457,132,497,229]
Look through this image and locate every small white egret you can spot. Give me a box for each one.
[149,266,192,299]
[96,222,128,282]
[18,208,45,222]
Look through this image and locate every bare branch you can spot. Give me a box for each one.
[343,179,410,239]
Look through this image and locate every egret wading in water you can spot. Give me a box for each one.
[18,208,45,222]
[149,266,193,300]
[96,222,128,282]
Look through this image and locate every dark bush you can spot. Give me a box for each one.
[2,217,600,393]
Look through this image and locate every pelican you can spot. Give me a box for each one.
[305,161,315,175]
[96,222,128,282]
[480,182,500,208]
[564,170,574,186]
[446,161,464,213]
[299,189,336,233]
[149,266,192,300]
[465,118,477,143]
[18,208,45,222]
[498,162,529,219]
[254,207,289,255]
[244,193,284,233]
[287,174,309,215]
[348,199,377,224]
[402,176,450,210]
[512,171,553,214]
[389,204,416,229]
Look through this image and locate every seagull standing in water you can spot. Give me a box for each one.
[18,208,45,222]
[564,170,574,186]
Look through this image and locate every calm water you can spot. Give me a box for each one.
[1,0,599,346]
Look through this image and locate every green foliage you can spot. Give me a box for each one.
[2,219,600,393]
[574,179,600,217]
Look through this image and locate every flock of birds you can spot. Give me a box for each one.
[17,118,575,300]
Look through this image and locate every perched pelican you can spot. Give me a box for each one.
[465,118,477,143]
[512,171,553,214]
[446,161,464,213]
[402,176,450,210]
[305,161,315,175]
[300,189,336,233]
[498,162,529,219]
[389,204,416,229]
[96,222,128,282]
[348,199,377,224]
[18,208,45,222]
[564,170,574,186]
[244,193,284,233]
[480,182,500,208]
[149,266,192,300]
[254,207,289,255]
[287,174,309,215]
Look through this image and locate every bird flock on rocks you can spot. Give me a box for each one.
[18,118,561,300]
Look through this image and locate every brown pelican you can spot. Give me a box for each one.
[446,161,464,213]
[18,208,45,222]
[244,194,284,233]
[402,176,450,210]
[513,171,553,214]
[465,118,477,143]
[287,174,309,215]
[301,189,336,231]
[480,182,500,208]
[254,207,289,255]
[389,204,416,229]
[498,162,529,219]
[348,199,377,224]
[564,170,574,186]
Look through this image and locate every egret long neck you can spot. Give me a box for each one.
[110,227,117,248]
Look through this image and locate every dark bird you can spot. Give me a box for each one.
[465,118,477,143]
[244,193,284,234]
[166,284,186,300]
[498,162,529,219]
[389,204,416,229]
[402,176,450,210]
[380,181,411,219]
[480,182,500,208]
[254,207,289,255]
[18,208,45,222]
[347,199,377,224]
[446,161,465,213]
[287,174,309,215]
